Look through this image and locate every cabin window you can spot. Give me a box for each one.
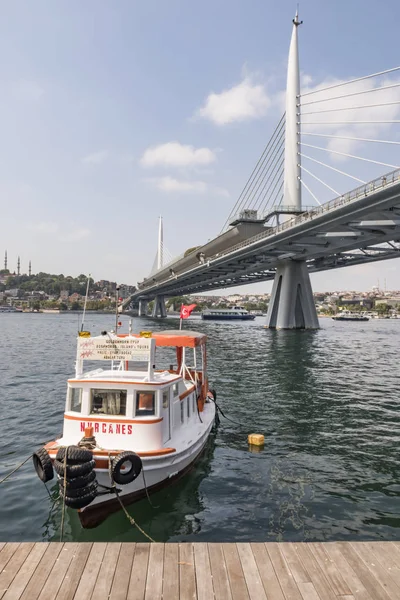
[162,391,169,409]
[136,391,156,417]
[90,389,127,415]
[173,383,179,396]
[187,397,190,418]
[180,402,184,424]
[69,388,82,412]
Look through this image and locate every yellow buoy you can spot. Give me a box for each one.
[248,433,265,446]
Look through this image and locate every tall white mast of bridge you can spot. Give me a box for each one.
[157,215,164,270]
[265,11,319,329]
[284,10,302,210]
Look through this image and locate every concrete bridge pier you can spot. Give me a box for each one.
[138,299,148,317]
[265,261,319,329]
[152,295,167,318]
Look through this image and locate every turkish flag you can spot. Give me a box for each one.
[180,304,197,319]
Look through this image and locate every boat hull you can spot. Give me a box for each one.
[202,314,255,320]
[77,404,215,528]
[332,316,369,321]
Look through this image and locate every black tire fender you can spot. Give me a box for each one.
[54,459,96,478]
[64,490,97,509]
[60,480,98,499]
[33,448,54,483]
[111,451,142,485]
[56,446,93,464]
[58,470,96,490]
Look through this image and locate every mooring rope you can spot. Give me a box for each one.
[0,454,33,484]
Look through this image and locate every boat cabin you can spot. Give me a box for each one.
[59,330,208,454]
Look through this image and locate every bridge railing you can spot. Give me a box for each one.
[208,168,400,262]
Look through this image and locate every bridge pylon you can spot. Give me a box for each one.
[265,11,319,329]
[152,295,167,318]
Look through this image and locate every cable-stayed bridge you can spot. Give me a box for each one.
[125,13,400,328]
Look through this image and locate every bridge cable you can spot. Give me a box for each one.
[300,100,400,116]
[299,153,366,183]
[255,154,285,213]
[248,145,285,211]
[299,178,321,206]
[221,113,285,230]
[243,126,286,211]
[299,165,341,196]
[301,132,400,145]
[300,120,400,125]
[299,82,400,107]
[300,66,400,98]
[301,143,400,170]
[227,119,285,216]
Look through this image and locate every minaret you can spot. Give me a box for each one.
[29,261,32,276]
[17,256,20,276]
[157,216,163,270]
[283,10,302,210]
[4,250,7,271]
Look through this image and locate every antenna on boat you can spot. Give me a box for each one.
[80,274,91,332]
[115,285,120,334]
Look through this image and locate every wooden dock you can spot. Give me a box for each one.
[1,541,400,599]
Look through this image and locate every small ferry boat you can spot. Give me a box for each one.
[202,306,255,321]
[0,306,22,313]
[332,311,369,322]
[33,329,216,528]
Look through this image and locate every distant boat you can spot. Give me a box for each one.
[332,311,369,322]
[201,306,256,321]
[0,306,22,313]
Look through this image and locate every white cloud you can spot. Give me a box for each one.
[26,221,59,234]
[82,150,109,165]
[196,76,271,125]
[146,176,229,197]
[140,142,216,168]
[60,228,91,242]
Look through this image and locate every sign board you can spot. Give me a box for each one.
[77,335,155,362]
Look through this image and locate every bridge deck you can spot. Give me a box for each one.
[1,541,400,599]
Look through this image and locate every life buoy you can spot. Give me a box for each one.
[111,451,142,485]
[33,448,54,483]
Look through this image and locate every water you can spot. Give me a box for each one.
[1,313,400,542]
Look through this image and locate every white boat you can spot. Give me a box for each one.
[332,310,369,322]
[202,306,255,320]
[33,329,216,528]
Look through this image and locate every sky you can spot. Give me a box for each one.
[1,0,400,293]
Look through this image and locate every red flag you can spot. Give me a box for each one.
[180,304,196,319]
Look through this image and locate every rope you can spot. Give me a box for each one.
[0,454,33,484]
[60,447,68,542]
[107,454,156,543]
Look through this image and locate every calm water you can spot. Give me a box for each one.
[1,312,400,543]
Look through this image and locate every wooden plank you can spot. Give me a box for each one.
[127,543,149,600]
[179,544,196,600]
[350,543,400,600]
[0,544,35,600]
[292,544,336,600]
[236,544,266,600]
[265,543,303,600]
[3,543,48,600]
[193,543,214,600]
[250,543,285,600]
[208,543,232,600]
[91,543,121,600]
[296,582,321,600]
[37,543,78,600]
[337,543,391,600]
[0,545,20,575]
[309,543,351,596]
[362,542,400,588]
[109,542,135,600]
[72,543,107,600]
[20,543,64,600]
[223,544,250,600]
[162,544,179,600]
[280,544,310,584]
[55,543,92,600]
[324,543,373,600]
[0,547,5,556]
[144,543,163,600]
